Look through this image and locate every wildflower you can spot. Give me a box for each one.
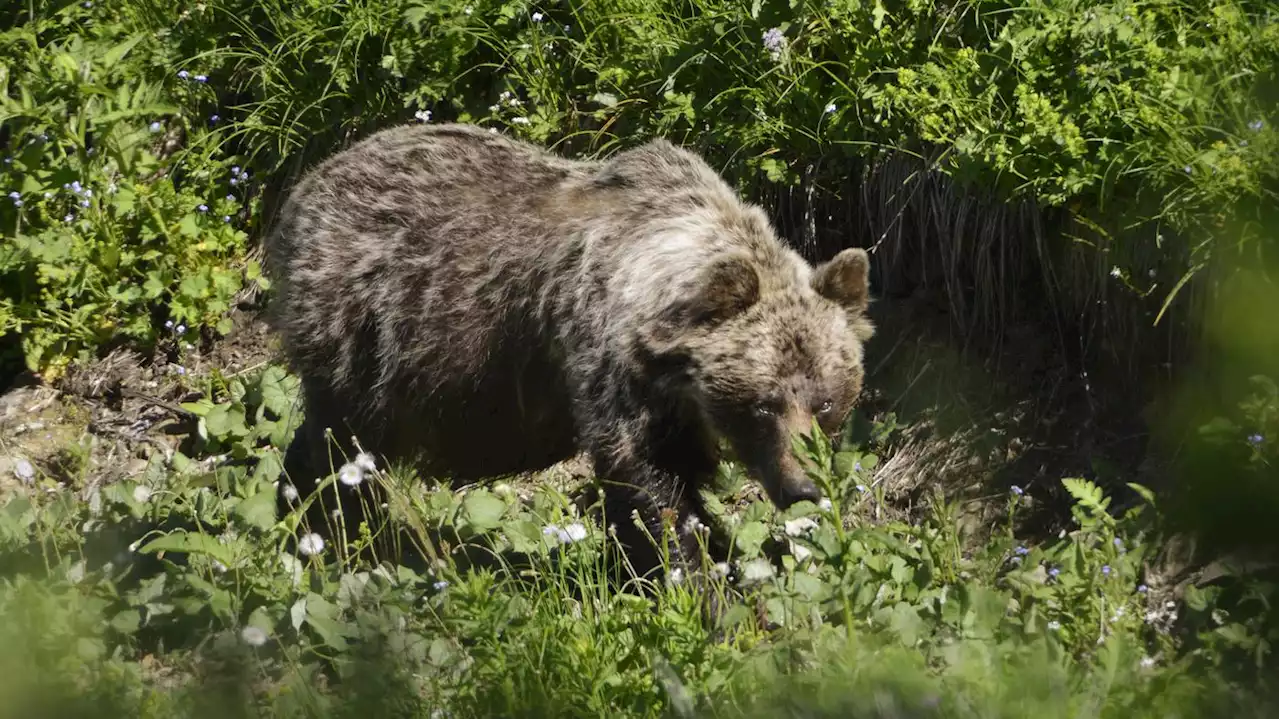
[1139,656,1155,669]
[231,165,240,174]
[80,199,90,208]
[489,104,500,112]
[1182,165,1191,173]
[488,128,498,133]
[240,626,267,647]
[818,497,832,511]
[1101,565,1112,576]
[1014,545,1029,556]
[210,114,220,124]
[83,1,92,7]
[281,484,299,502]
[762,27,785,55]
[338,461,364,486]
[414,109,433,123]
[230,177,238,186]
[132,485,152,503]
[563,24,571,32]
[784,517,818,537]
[668,567,684,585]
[174,365,186,375]
[1010,485,1024,496]
[1047,620,1061,631]
[531,11,544,22]
[298,532,325,556]
[12,199,20,207]
[194,74,208,83]
[64,213,75,223]
[175,323,186,334]
[13,458,35,482]
[511,117,531,125]
[563,522,588,542]
[855,484,867,493]
[1247,433,1264,445]
[853,460,863,472]
[197,204,208,212]
[150,121,163,132]
[711,562,730,579]
[1048,566,1061,579]
[464,5,472,14]
[433,580,449,591]
[1248,119,1263,131]
[1137,584,1148,594]
[223,215,231,223]
[177,70,190,79]
[83,189,92,197]
[739,557,775,584]
[1113,537,1124,550]
[1238,140,1248,147]
[71,180,82,193]
[225,194,236,202]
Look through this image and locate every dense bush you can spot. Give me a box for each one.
[2,0,1276,377]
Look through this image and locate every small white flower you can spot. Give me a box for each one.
[511,117,531,125]
[128,540,140,553]
[132,485,153,504]
[298,532,325,556]
[433,580,449,591]
[784,517,818,537]
[818,497,832,511]
[739,558,775,584]
[414,109,432,123]
[240,626,268,647]
[1047,620,1061,630]
[463,5,472,14]
[824,103,837,114]
[711,562,730,579]
[668,567,684,585]
[13,458,35,482]
[488,127,498,133]
[531,11,544,22]
[1139,656,1156,669]
[338,462,364,486]
[489,104,500,112]
[212,560,228,573]
[1110,266,1122,278]
[562,522,587,542]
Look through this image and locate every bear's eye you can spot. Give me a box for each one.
[817,399,835,415]
[753,403,778,419]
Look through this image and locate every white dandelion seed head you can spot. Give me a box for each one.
[354,452,377,473]
[711,562,730,579]
[563,522,588,542]
[740,558,775,584]
[298,532,325,556]
[132,485,153,504]
[668,567,684,585]
[818,497,832,511]
[338,462,364,486]
[240,626,267,647]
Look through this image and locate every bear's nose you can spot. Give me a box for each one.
[780,479,821,507]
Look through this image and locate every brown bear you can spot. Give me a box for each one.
[264,122,874,581]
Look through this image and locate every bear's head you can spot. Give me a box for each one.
[641,246,875,509]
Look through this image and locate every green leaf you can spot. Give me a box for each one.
[234,488,278,531]
[204,402,247,439]
[732,521,769,558]
[137,530,234,565]
[462,490,506,531]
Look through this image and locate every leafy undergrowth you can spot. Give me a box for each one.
[0,365,1274,718]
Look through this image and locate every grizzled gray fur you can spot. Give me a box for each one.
[265,122,875,579]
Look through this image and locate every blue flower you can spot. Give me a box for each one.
[1101,565,1112,576]
[1182,165,1192,174]
[855,484,867,493]
[1014,545,1029,556]
[177,70,190,79]
[210,114,220,124]
[194,74,208,83]
[7,191,18,200]
[230,177,238,186]
[223,215,232,223]
[225,194,236,202]
[762,27,785,54]
[1048,566,1060,578]
[1248,433,1264,445]
[80,199,90,208]
[1249,119,1264,131]
[1137,584,1148,594]
[197,204,209,213]
[1010,485,1024,496]
[12,199,21,207]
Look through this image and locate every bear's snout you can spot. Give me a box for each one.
[777,474,821,508]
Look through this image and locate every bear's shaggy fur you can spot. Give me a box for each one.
[265,123,874,579]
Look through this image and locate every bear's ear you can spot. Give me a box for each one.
[811,247,870,314]
[678,252,761,327]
